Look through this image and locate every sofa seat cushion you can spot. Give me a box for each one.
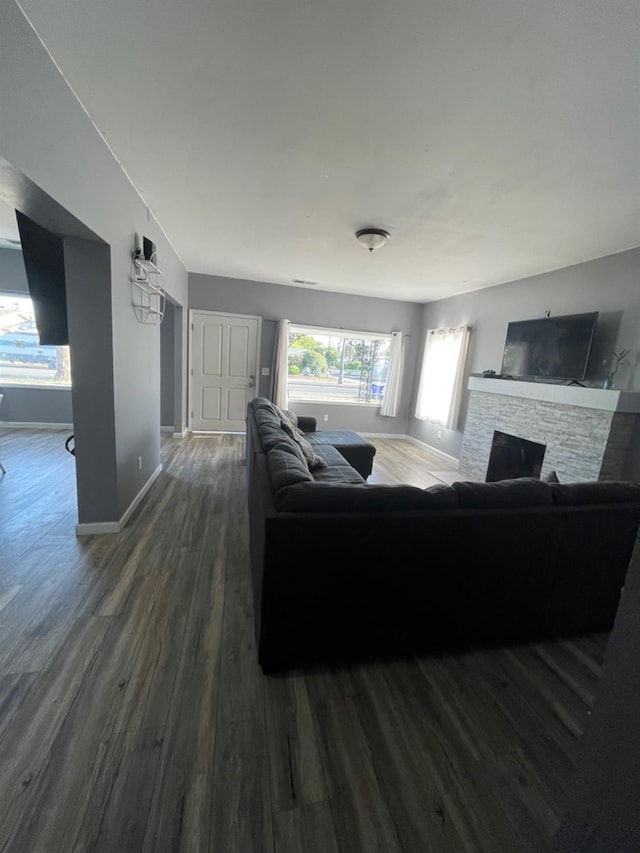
[267,448,314,496]
[453,477,553,508]
[312,465,366,486]
[551,481,640,505]
[310,445,350,467]
[274,482,458,512]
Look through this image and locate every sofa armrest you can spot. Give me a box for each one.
[298,416,317,433]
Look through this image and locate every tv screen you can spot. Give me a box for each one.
[501,312,598,380]
[15,211,68,346]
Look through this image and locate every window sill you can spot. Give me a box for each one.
[0,383,72,391]
[288,398,381,408]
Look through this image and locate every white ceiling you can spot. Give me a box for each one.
[16,0,640,302]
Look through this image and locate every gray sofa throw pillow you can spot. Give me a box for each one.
[280,417,327,470]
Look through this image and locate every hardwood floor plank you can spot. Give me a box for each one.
[72,727,163,853]
[264,673,327,812]
[274,802,339,853]
[0,615,112,850]
[208,601,272,851]
[0,584,21,613]
[349,662,491,853]
[305,672,404,853]
[0,672,37,741]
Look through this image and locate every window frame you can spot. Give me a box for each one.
[287,323,392,407]
[0,290,72,391]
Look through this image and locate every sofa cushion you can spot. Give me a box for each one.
[306,429,374,449]
[423,484,459,507]
[253,398,279,421]
[280,419,328,470]
[313,465,366,485]
[267,448,314,495]
[257,422,291,452]
[311,445,350,467]
[275,405,304,436]
[298,436,328,470]
[270,438,309,469]
[551,481,640,506]
[453,477,553,508]
[275,482,457,512]
[252,396,278,413]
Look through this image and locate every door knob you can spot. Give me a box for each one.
[248,375,255,388]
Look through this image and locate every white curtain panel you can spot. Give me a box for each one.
[271,318,290,408]
[415,326,470,429]
[380,331,404,417]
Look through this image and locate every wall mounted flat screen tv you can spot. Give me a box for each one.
[500,312,598,380]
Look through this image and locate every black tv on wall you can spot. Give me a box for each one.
[15,211,69,346]
[500,312,598,381]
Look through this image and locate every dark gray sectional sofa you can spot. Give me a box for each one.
[247,397,640,673]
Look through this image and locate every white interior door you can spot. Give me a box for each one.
[190,311,260,431]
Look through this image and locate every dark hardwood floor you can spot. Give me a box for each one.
[0,428,606,852]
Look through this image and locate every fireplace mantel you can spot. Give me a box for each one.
[460,378,640,482]
[468,377,640,413]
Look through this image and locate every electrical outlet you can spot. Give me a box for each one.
[437,430,442,439]
[323,414,329,422]
[261,367,270,376]
[137,456,143,470]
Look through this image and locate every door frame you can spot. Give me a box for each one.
[188,308,262,432]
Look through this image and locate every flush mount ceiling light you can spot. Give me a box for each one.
[355,228,391,252]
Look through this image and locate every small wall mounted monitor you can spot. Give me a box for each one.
[500,312,598,381]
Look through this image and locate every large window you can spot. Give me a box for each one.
[0,293,71,388]
[288,324,390,405]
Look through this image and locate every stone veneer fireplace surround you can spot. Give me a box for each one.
[459,378,640,483]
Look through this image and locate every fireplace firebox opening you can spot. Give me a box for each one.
[486,431,546,482]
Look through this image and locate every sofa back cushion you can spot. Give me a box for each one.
[275,482,458,512]
[267,448,314,496]
[453,477,553,508]
[551,481,640,506]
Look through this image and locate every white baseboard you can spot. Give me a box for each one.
[161,426,174,433]
[0,421,73,430]
[75,521,121,535]
[119,463,163,529]
[190,430,244,435]
[76,463,163,536]
[360,432,410,439]
[173,428,189,438]
[405,434,460,467]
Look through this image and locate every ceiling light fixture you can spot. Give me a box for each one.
[355,228,390,252]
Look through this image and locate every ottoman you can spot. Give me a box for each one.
[304,430,376,478]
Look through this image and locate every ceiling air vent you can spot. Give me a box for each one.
[292,279,317,286]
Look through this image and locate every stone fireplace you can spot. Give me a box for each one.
[460,377,640,483]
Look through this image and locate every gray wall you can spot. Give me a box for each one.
[64,238,118,523]
[189,273,422,434]
[0,1,189,523]
[160,301,175,428]
[0,246,73,424]
[408,248,640,459]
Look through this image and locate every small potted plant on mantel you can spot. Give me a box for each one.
[603,349,630,389]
